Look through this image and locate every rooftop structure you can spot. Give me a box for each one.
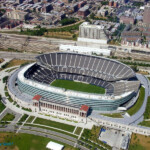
[46,141,64,150]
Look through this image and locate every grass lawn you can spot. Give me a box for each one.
[143,96,150,119]
[18,114,29,123]
[5,67,18,73]
[0,132,78,150]
[1,113,15,122]
[101,113,123,118]
[0,95,6,113]
[51,79,105,94]
[26,116,35,123]
[139,121,150,127]
[129,133,150,150]
[5,91,13,103]
[24,123,77,138]
[2,76,8,83]
[127,87,145,116]
[74,127,82,135]
[34,118,75,132]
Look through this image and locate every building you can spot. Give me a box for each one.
[121,31,141,46]
[143,6,150,25]
[6,9,29,21]
[78,6,89,17]
[8,52,140,117]
[41,4,53,13]
[78,22,108,44]
[59,44,111,56]
[32,95,89,123]
[120,16,135,25]
[46,141,64,150]
[97,9,108,17]
[78,1,86,8]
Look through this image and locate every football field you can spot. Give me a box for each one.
[51,79,105,94]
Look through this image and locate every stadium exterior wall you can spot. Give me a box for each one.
[7,81,87,123]
[17,73,136,111]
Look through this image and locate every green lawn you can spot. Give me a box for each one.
[74,127,82,135]
[101,113,123,118]
[18,114,29,123]
[34,118,75,132]
[1,113,15,122]
[143,96,150,119]
[2,76,8,83]
[0,132,78,150]
[127,87,145,116]
[139,121,150,127]
[0,95,6,113]
[26,116,35,123]
[51,79,105,94]
[5,91,13,103]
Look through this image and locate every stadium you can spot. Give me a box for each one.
[8,52,140,115]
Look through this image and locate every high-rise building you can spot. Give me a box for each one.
[78,22,108,44]
[143,6,150,24]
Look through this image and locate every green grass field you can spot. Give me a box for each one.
[51,79,105,94]
[74,127,82,135]
[127,87,145,116]
[0,132,78,150]
[139,121,150,127]
[1,113,15,122]
[0,95,5,113]
[26,116,35,123]
[34,118,75,132]
[18,114,29,123]
[143,96,150,119]
[101,113,123,118]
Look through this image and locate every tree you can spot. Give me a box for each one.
[90,13,95,19]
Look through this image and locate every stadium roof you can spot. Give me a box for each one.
[32,95,41,101]
[80,105,89,112]
[46,141,64,150]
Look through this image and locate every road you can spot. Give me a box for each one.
[0,124,88,150]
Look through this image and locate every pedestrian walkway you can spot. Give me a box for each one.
[16,115,30,133]
[78,128,84,139]
[73,126,78,134]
